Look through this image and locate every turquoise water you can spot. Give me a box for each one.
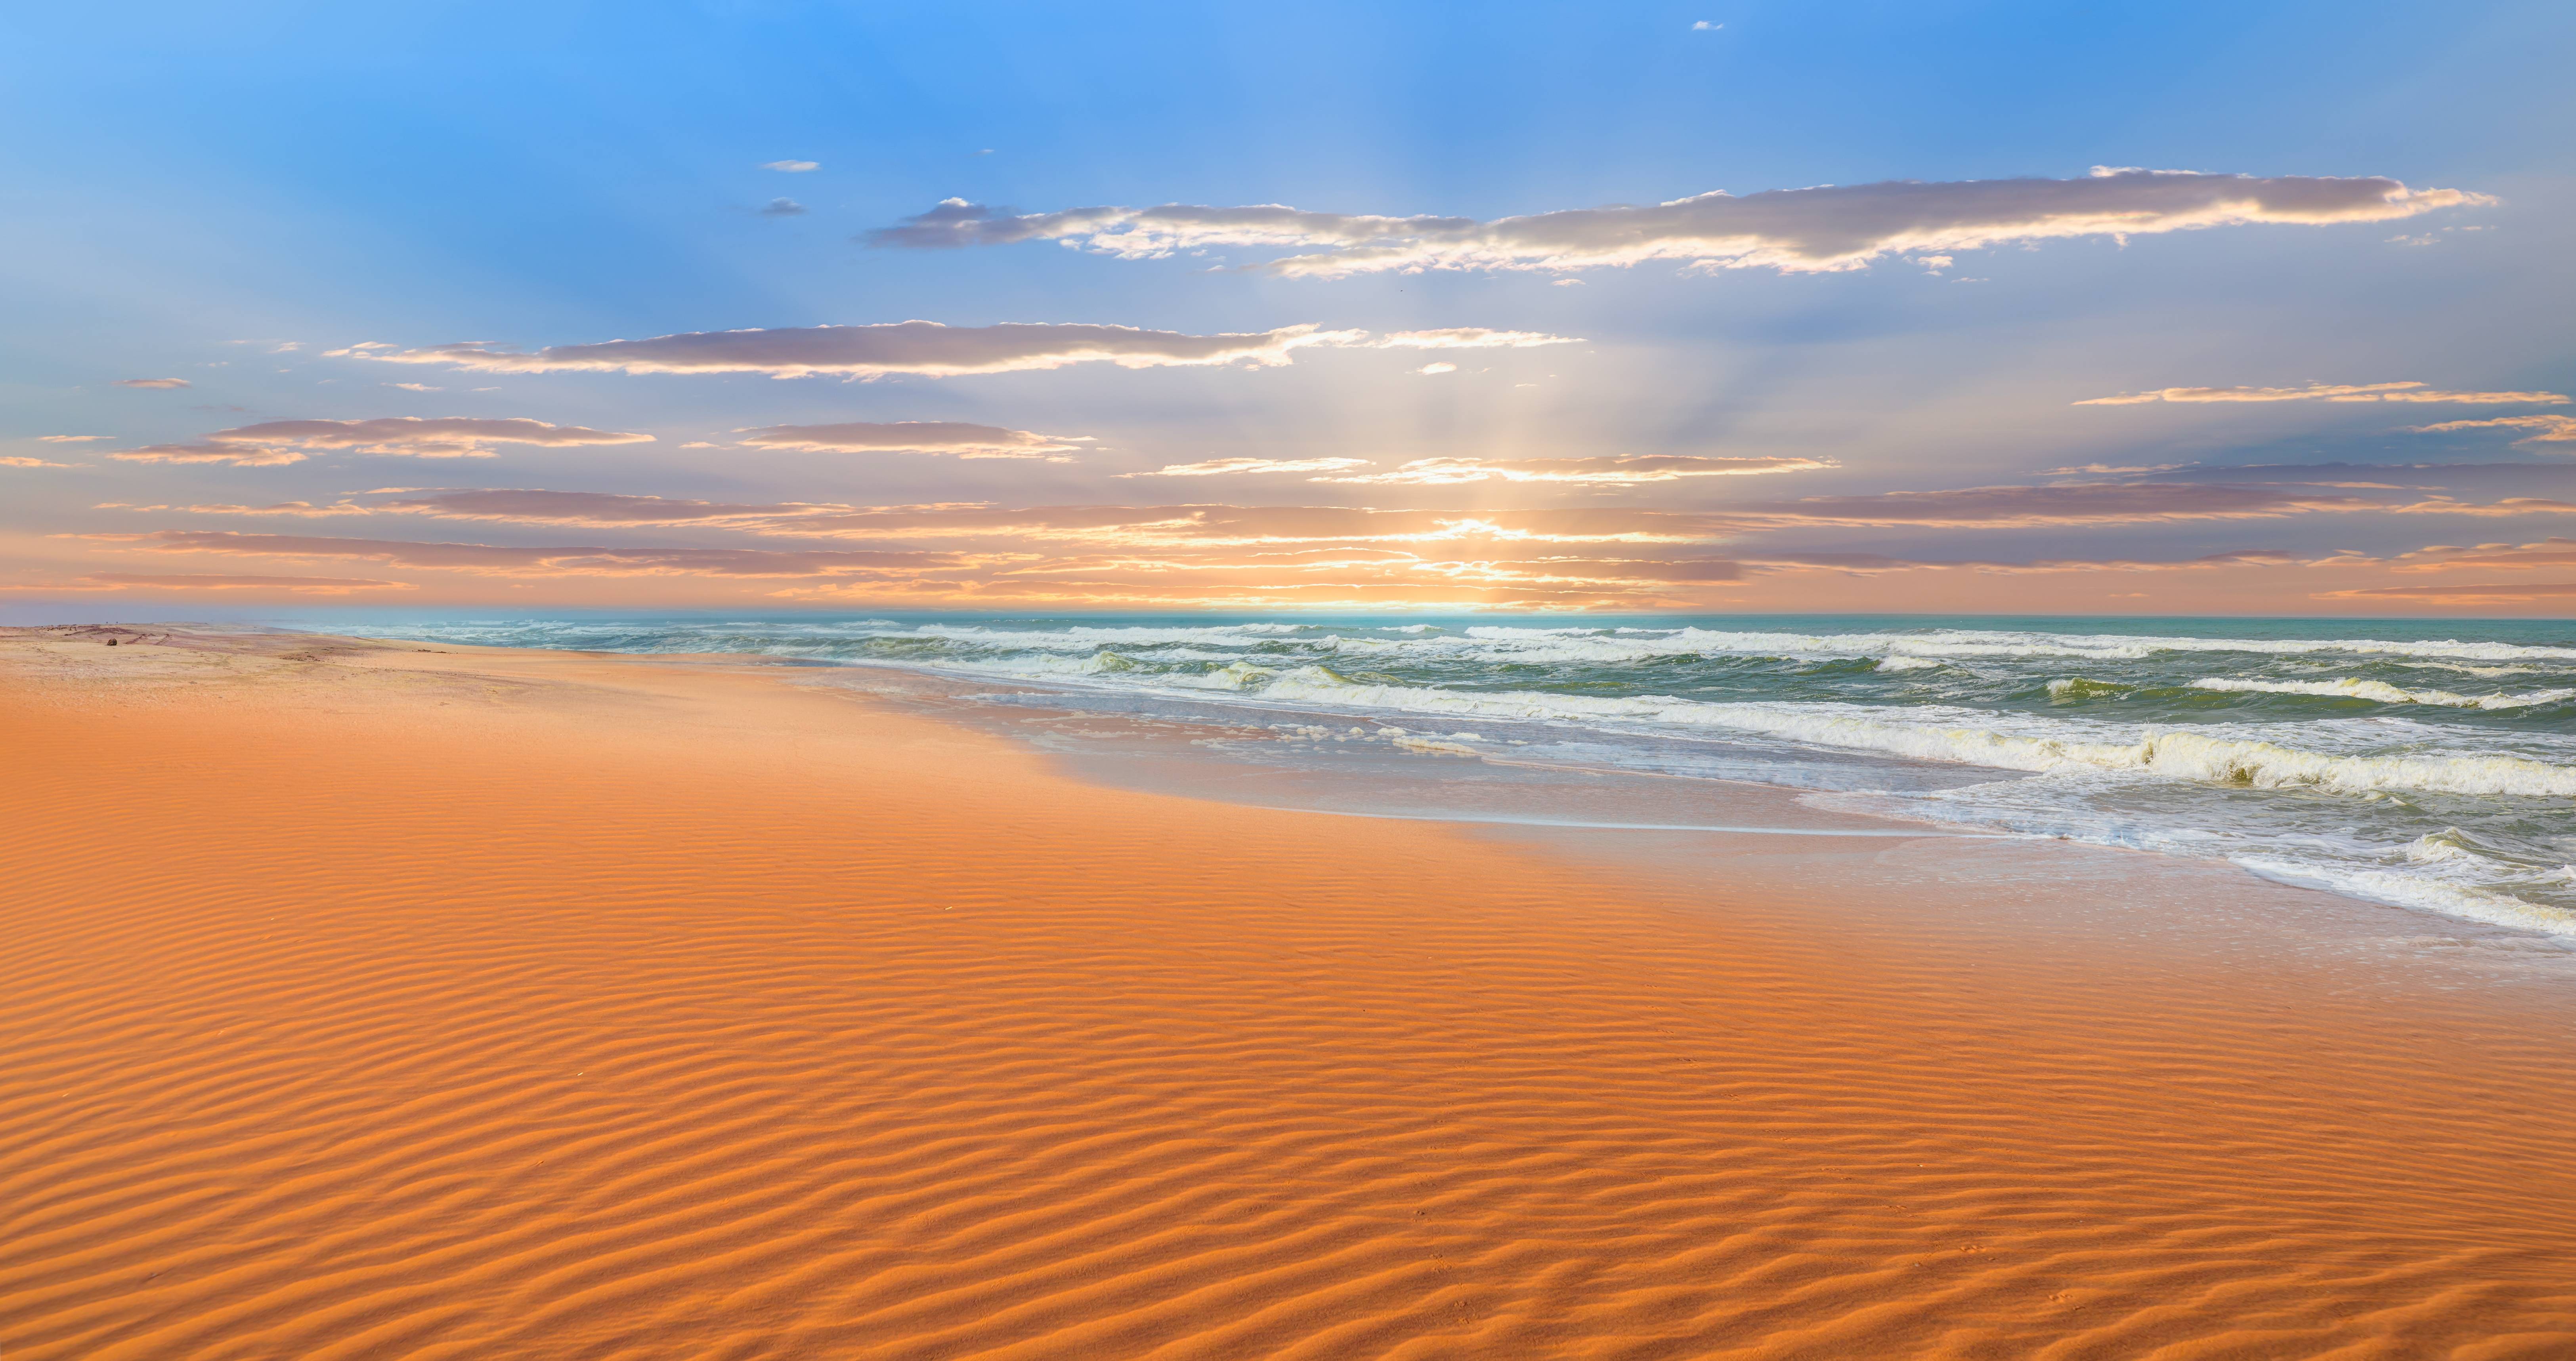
[318,613,2576,935]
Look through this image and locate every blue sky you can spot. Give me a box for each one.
[6,1,2573,614]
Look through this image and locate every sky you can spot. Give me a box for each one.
[6,0,2575,617]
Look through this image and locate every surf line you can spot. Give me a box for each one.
[1240,805,2015,838]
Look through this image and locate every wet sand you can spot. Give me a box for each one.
[4,626,2573,1359]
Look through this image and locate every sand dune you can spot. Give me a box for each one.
[3,627,2573,1359]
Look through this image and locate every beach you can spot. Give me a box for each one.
[6,625,2575,1358]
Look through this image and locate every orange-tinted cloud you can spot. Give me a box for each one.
[2408,414,2576,445]
[1322,455,1833,485]
[1720,482,2383,527]
[734,421,1091,458]
[109,417,655,467]
[0,572,412,594]
[2380,538,2576,573]
[2319,581,2576,602]
[106,529,980,579]
[1123,457,1375,478]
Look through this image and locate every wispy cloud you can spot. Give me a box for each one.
[1367,328,1582,349]
[0,572,413,595]
[759,197,808,217]
[378,489,841,525]
[1122,457,1373,477]
[2078,381,2567,406]
[40,434,109,443]
[2381,538,2576,573]
[2,456,78,469]
[1720,482,2385,527]
[734,421,1092,458]
[761,160,819,172]
[342,321,1370,379]
[866,169,2487,278]
[1320,454,1833,485]
[89,572,409,593]
[144,490,835,526]
[113,378,191,389]
[108,416,655,467]
[2408,414,2576,444]
[111,529,976,579]
[2319,580,2576,602]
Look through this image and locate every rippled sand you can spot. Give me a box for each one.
[4,626,2573,1358]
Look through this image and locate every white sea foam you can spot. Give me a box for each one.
[2188,677,2573,710]
[2234,856,2576,937]
[1873,655,1946,672]
[1229,668,2576,798]
[1459,625,2576,665]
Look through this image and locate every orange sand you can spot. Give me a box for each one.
[4,626,2574,1359]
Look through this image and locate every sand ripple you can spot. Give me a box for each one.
[3,636,2572,1357]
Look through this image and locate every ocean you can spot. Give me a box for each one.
[317,613,2576,937]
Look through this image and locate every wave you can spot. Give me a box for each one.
[2189,678,2574,710]
[1461,625,2576,665]
[1185,666,2576,798]
[2236,855,2576,937]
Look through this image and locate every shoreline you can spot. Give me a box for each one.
[6,627,2575,1357]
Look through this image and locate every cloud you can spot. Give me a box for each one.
[1721,482,2385,527]
[107,443,309,468]
[107,416,656,467]
[1730,548,2324,576]
[2,456,76,468]
[118,500,380,517]
[1122,457,1374,477]
[2043,462,2189,476]
[734,420,1091,458]
[78,572,412,593]
[113,529,974,579]
[2318,581,2576,603]
[2078,381,2568,406]
[2380,538,2576,573]
[1417,363,1457,376]
[760,198,808,217]
[362,489,839,525]
[113,378,191,389]
[2385,496,2576,516]
[350,321,1368,380]
[1692,20,1722,29]
[40,435,109,443]
[388,382,442,392]
[1368,328,1582,349]
[2137,461,2576,494]
[2408,414,2576,445]
[1320,454,1835,485]
[864,169,2487,278]
[772,503,1731,546]
[762,160,819,172]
